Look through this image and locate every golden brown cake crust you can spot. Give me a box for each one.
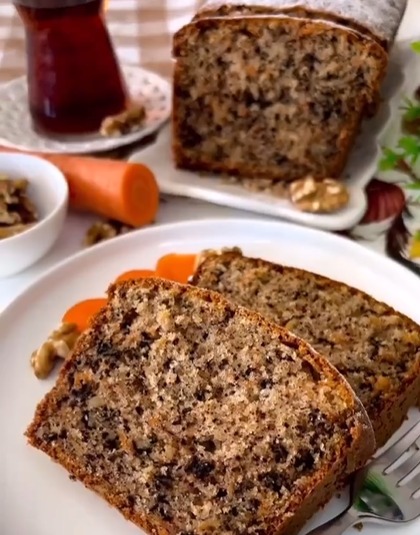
[193,0,407,50]
[172,15,387,182]
[26,278,374,535]
[192,251,420,448]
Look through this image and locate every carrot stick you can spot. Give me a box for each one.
[62,298,107,332]
[0,148,159,228]
[115,269,155,283]
[155,253,197,284]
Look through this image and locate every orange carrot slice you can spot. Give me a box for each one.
[62,298,107,332]
[155,253,197,284]
[115,269,156,283]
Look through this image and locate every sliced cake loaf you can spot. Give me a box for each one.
[26,278,374,535]
[172,0,406,182]
[192,250,420,448]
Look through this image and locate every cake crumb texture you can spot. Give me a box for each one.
[172,4,391,181]
[192,250,420,448]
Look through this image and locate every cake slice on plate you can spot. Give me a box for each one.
[26,278,374,535]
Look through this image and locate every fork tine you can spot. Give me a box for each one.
[378,420,420,468]
[397,449,420,490]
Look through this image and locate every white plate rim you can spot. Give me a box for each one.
[2,217,420,319]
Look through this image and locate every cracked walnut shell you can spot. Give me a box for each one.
[289,176,350,214]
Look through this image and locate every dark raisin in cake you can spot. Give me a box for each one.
[192,250,420,448]
[172,0,406,182]
[26,278,374,535]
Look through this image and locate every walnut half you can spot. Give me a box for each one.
[31,323,80,379]
[289,176,350,214]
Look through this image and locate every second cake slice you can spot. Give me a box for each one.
[192,249,420,449]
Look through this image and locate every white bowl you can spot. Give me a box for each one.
[0,153,68,278]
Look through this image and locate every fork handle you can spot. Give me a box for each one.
[304,508,361,535]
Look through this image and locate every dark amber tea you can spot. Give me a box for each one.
[15,0,128,135]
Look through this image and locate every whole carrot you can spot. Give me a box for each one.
[46,155,159,227]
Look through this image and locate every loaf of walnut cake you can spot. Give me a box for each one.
[172,0,407,181]
[26,279,374,535]
[192,249,420,448]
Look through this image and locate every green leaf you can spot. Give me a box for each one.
[380,147,402,171]
[401,98,420,121]
[412,41,420,54]
[415,230,420,240]
[405,183,420,191]
[397,136,420,164]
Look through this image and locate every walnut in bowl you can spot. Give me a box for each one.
[0,153,68,278]
[0,177,39,240]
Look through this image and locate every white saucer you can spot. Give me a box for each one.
[0,65,171,154]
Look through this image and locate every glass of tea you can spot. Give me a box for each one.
[14,0,128,136]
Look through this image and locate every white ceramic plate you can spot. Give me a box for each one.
[0,65,171,154]
[130,41,413,232]
[0,218,419,535]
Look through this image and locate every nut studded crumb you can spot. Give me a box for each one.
[26,279,374,535]
[192,251,420,448]
[172,11,388,182]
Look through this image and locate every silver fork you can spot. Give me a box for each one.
[305,419,420,535]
